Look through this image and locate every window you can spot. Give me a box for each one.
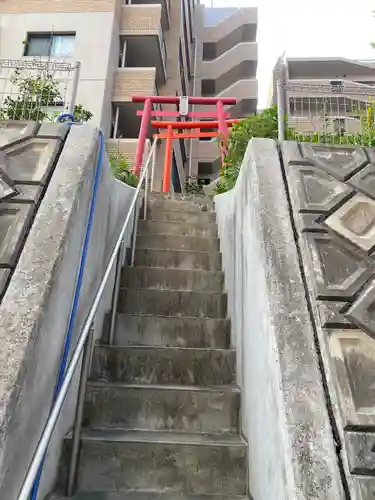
[198,162,214,176]
[25,33,75,57]
[203,43,216,61]
[201,80,215,97]
[330,80,344,93]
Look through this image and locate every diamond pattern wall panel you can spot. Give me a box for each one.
[0,164,18,201]
[1,138,61,184]
[303,233,372,300]
[282,141,375,499]
[325,195,375,254]
[300,143,368,181]
[0,121,38,150]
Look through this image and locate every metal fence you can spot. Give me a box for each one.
[0,58,80,122]
[277,80,375,145]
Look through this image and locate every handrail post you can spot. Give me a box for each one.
[66,325,95,497]
[108,241,124,345]
[131,198,140,267]
[144,162,149,220]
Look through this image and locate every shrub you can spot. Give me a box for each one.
[108,150,139,187]
[184,176,203,194]
[215,106,279,193]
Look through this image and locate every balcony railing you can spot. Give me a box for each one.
[158,28,167,75]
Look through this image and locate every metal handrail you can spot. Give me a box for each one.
[17,136,158,500]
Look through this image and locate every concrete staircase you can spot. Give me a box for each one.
[55,194,248,500]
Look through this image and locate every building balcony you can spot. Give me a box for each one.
[128,0,170,30]
[202,8,257,59]
[112,67,156,103]
[201,42,257,82]
[201,44,257,99]
[203,8,257,42]
[197,79,258,117]
[284,79,375,103]
[120,4,167,84]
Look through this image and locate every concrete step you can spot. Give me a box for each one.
[84,382,240,434]
[139,220,217,238]
[147,209,216,224]
[117,289,227,318]
[134,248,222,271]
[136,234,220,252]
[121,267,224,292]
[148,198,214,213]
[149,193,213,203]
[113,314,230,348]
[150,193,211,200]
[50,492,249,500]
[90,346,236,386]
[59,430,247,495]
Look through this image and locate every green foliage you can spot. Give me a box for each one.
[73,103,93,123]
[215,106,279,193]
[108,150,139,188]
[0,67,92,123]
[288,132,375,147]
[215,102,375,194]
[184,176,203,194]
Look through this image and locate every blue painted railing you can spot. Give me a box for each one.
[30,117,105,500]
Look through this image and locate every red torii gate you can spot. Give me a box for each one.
[131,95,237,182]
[151,119,240,192]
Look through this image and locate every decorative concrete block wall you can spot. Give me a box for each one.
[0,124,137,500]
[216,137,375,500]
[215,138,344,500]
[282,141,375,499]
[0,120,67,301]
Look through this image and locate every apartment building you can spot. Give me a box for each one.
[272,57,375,136]
[193,6,258,183]
[0,0,258,189]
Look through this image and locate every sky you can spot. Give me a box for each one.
[201,0,375,107]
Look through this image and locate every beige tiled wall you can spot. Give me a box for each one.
[120,5,162,35]
[106,138,151,164]
[0,0,116,13]
[112,68,156,102]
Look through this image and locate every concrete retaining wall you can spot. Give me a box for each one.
[214,138,344,500]
[0,125,137,499]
